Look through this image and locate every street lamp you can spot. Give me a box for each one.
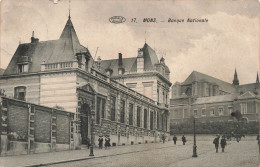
[192,116,198,157]
[89,109,95,156]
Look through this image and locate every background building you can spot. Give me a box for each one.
[170,70,260,125]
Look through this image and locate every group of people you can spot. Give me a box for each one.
[98,135,111,149]
[213,135,227,153]
[172,135,187,145]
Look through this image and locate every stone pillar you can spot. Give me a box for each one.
[126,126,129,145]
[134,103,137,127]
[134,128,137,144]
[117,124,121,145]
[117,94,121,123]
[126,97,129,125]
[147,107,150,130]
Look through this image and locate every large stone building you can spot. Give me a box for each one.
[170,70,260,124]
[0,15,171,153]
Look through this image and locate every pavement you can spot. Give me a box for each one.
[0,135,259,167]
[0,141,177,167]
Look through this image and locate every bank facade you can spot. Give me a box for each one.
[0,16,171,155]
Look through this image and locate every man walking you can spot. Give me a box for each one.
[173,135,177,145]
[220,136,227,152]
[182,135,186,145]
[213,135,220,153]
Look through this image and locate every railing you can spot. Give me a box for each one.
[41,61,77,71]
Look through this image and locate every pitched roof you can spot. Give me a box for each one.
[4,17,90,75]
[142,43,159,71]
[98,43,162,76]
[0,68,4,75]
[192,94,237,105]
[99,57,136,76]
[237,91,256,100]
[238,83,259,90]
[182,71,236,93]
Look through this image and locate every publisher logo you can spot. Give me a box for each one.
[109,16,126,24]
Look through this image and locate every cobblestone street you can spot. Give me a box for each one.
[0,135,258,167]
[48,136,259,167]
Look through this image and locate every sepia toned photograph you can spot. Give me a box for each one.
[0,0,259,166]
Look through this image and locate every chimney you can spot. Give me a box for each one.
[31,31,39,43]
[118,53,124,75]
[118,53,123,67]
[137,48,144,72]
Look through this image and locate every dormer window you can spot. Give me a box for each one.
[18,64,29,73]
[17,56,32,73]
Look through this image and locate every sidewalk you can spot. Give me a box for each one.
[0,142,178,167]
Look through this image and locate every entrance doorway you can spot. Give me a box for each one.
[80,103,90,145]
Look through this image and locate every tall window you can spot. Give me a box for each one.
[110,96,116,121]
[193,109,198,116]
[157,111,160,129]
[202,108,206,116]
[129,103,134,125]
[14,86,26,101]
[218,107,224,115]
[120,100,125,123]
[101,98,106,118]
[137,106,141,127]
[165,115,167,131]
[96,97,106,124]
[150,111,154,130]
[240,103,247,114]
[163,91,165,104]
[157,89,159,103]
[210,108,215,116]
[144,109,148,129]
[183,108,187,118]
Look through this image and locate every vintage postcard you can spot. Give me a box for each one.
[0,0,259,167]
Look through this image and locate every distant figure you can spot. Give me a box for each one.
[98,136,103,149]
[162,134,166,143]
[257,134,260,154]
[220,136,227,152]
[256,134,259,145]
[173,135,177,145]
[86,137,90,149]
[213,135,220,153]
[182,135,186,145]
[105,135,111,149]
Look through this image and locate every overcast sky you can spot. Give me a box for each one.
[0,0,259,85]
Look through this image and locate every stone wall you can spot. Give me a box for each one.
[0,97,74,156]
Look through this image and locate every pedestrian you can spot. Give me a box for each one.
[105,135,111,149]
[220,136,227,152]
[162,134,166,143]
[182,135,186,145]
[173,135,177,145]
[213,135,220,153]
[257,134,260,154]
[86,136,90,149]
[256,134,260,144]
[98,135,103,149]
